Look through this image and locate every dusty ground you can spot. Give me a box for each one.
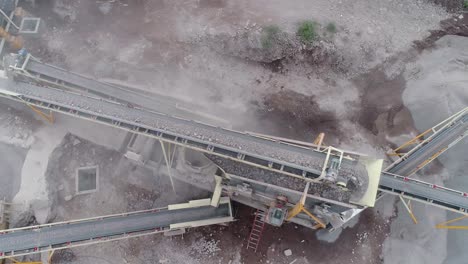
[0,142,26,201]
[41,130,390,264]
[1,0,467,263]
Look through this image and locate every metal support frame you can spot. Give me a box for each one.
[389,129,432,157]
[5,257,41,264]
[313,133,325,150]
[14,87,54,124]
[27,104,54,124]
[246,131,366,158]
[159,140,177,194]
[210,175,223,207]
[0,0,19,55]
[286,182,326,229]
[0,199,233,259]
[317,146,344,181]
[436,215,468,230]
[386,107,468,175]
[399,195,418,224]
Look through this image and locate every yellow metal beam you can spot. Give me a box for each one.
[436,215,468,230]
[399,195,418,224]
[27,105,54,124]
[312,133,325,150]
[286,202,303,221]
[301,206,326,229]
[392,128,432,154]
[286,182,326,229]
[407,147,447,176]
[5,257,42,264]
[286,203,326,229]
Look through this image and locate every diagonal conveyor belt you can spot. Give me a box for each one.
[387,114,467,176]
[24,59,195,117]
[380,171,468,212]
[0,202,231,256]
[0,79,364,182]
[379,111,468,212]
[0,71,467,214]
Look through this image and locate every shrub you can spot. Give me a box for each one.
[261,25,281,49]
[297,20,317,43]
[326,22,337,33]
[464,0,468,8]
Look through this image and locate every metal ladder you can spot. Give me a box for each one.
[246,209,266,252]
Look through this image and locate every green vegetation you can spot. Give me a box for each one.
[326,22,337,33]
[261,25,281,49]
[297,20,317,43]
[464,0,468,8]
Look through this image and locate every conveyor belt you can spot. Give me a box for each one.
[24,59,191,117]
[2,58,468,221]
[379,109,468,212]
[387,113,467,176]
[380,171,468,213]
[0,81,466,214]
[0,83,468,216]
[0,201,232,257]
[0,79,365,183]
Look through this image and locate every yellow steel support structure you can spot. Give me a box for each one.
[5,250,54,264]
[286,182,326,229]
[436,215,468,230]
[399,195,418,224]
[389,129,432,157]
[27,105,55,124]
[388,107,467,170]
[0,27,22,50]
[312,133,325,150]
[159,140,177,194]
[15,96,55,124]
[5,257,41,264]
[286,203,326,229]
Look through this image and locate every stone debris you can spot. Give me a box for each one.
[191,237,221,257]
[207,154,367,202]
[284,249,292,256]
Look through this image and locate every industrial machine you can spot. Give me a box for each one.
[0,1,466,257]
[265,195,289,226]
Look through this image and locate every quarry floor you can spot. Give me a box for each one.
[0,0,467,263]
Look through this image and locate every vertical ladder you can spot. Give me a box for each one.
[246,209,266,252]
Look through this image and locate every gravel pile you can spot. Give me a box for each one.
[206,154,357,203]
[191,237,221,257]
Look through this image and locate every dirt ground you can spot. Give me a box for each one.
[4,0,468,263]
[41,132,390,264]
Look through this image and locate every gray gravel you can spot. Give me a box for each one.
[206,154,354,203]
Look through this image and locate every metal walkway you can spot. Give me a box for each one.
[0,199,233,258]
